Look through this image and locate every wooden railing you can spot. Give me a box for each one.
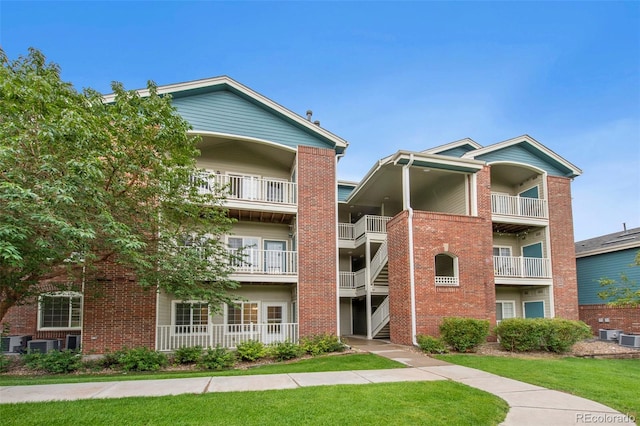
[493,256,551,278]
[192,172,297,205]
[156,323,299,351]
[491,193,547,219]
[338,215,391,241]
[370,241,388,281]
[227,249,297,275]
[371,297,390,337]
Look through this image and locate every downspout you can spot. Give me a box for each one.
[401,154,418,346]
[335,151,346,339]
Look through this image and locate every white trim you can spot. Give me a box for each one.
[421,138,482,155]
[37,292,83,331]
[103,76,348,150]
[192,130,298,153]
[462,135,582,177]
[495,300,517,322]
[224,301,261,334]
[171,300,210,335]
[493,245,513,257]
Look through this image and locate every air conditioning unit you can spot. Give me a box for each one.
[27,339,62,353]
[1,335,32,353]
[65,335,81,351]
[618,334,640,348]
[599,329,623,341]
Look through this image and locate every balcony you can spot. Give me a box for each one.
[227,248,297,277]
[339,215,391,246]
[493,255,551,279]
[491,193,547,220]
[192,172,297,216]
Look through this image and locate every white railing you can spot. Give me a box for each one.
[354,269,367,290]
[370,240,388,280]
[338,223,355,240]
[339,272,355,289]
[435,276,460,286]
[192,172,297,205]
[156,323,299,351]
[371,297,390,337]
[339,215,392,241]
[491,193,548,219]
[493,256,551,278]
[227,249,297,275]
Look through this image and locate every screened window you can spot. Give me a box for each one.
[174,302,209,334]
[496,301,516,323]
[434,253,459,286]
[227,302,259,332]
[38,292,82,329]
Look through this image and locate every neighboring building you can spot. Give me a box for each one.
[576,227,640,334]
[2,77,583,353]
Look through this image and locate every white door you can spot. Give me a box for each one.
[263,302,287,343]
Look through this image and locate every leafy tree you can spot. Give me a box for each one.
[0,48,239,322]
[597,250,640,307]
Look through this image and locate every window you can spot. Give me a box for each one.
[228,237,260,271]
[38,292,82,330]
[434,253,459,286]
[493,246,514,276]
[227,302,259,333]
[173,302,209,334]
[496,301,515,323]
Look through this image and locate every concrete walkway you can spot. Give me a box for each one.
[0,338,633,426]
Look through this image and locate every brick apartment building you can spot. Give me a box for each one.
[2,77,582,353]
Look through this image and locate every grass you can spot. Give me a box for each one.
[0,381,509,425]
[438,354,640,420]
[0,353,403,386]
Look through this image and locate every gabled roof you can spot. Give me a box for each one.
[462,135,582,178]
[421,138,482,157]
[576,227,640,258]
[103,76,349,154]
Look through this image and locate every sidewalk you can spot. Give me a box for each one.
[0,338,633,426]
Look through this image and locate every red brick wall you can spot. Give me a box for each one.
[297,146,338,336]
[2,264,156,354]
[579,305,640,335]
[387,211,413,344]
[547,176,579,320]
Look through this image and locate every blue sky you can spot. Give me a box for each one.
[1,1,638,241]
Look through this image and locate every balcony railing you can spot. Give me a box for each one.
[227,249,297,275]
[493,255,551,278]
[491,193,548,219]
[339,270,367,290]
[435,276,460,286]
[339,215,392,241]
[156,323,298,351]
[192,172,297,205]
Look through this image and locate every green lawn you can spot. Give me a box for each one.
[1,381,508,425]
[438,354,640,421]
[0,353,403,386]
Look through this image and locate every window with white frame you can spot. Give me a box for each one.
[173,301,209,334]
[493,246,513,276]
[496,301,516,323]
[228,237,260,271]
[38,292,82,330]
[434,253,459,286]
[226,302,259,333]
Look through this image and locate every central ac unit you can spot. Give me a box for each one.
[618,334,640,348]
[27,339,62,353]
[66,335,81,351]
[599,329,623,341]
[1,335,32,353]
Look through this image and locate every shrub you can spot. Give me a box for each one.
[416,335,448,354]
[299,334,345,356]
[495,318,591,353]
[0,353,12,373]
[236,340,267,362]
[109,347,168,372]
[174,346,203,364]
[439,317,490,352]
[269,340,303,361]
[199,346,235,370]
[23,350,82,374]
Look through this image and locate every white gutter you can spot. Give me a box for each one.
[401,154,418,346]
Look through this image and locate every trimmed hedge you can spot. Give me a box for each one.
[494,318,592,353]
[439,317,490,352]
[416,335,448,354]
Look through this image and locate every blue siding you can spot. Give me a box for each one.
[338,184,355,201]
[577,248,640,305]
[475,144,569,177]
[171,91,335,150]
[435,146,476,158]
